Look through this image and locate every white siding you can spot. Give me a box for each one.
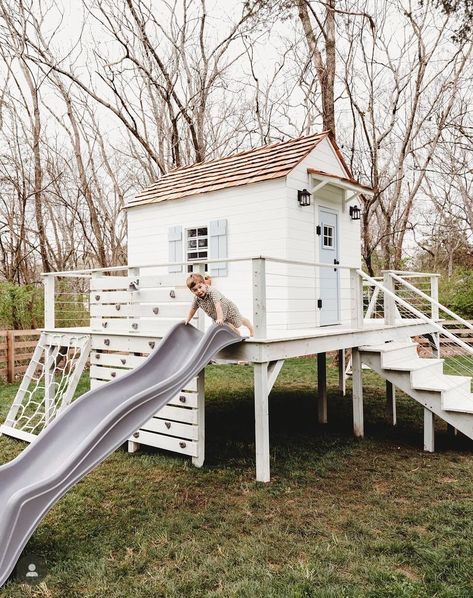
[283,138,362,327]
[127,179,288,327]
[127,137,364,333]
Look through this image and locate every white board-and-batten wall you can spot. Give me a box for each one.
[127,137,362,332]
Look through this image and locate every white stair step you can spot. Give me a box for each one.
[414,374,471,393]
[359,341,416,353]
[361,341,419,366]
[381,357,443,373]
[442,393,473,414]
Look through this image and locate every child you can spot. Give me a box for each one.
[184,273,254,336]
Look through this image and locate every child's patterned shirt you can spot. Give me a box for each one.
[192,286,243,327]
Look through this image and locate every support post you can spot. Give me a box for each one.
[386,381,397,426]
[254,361,270,482]
[350,269,363,328]
[127,267,140,334]
[424,408,435,452]
[383,272,396,326]
[352,348,364,438]
[127,268,142,454]
[6,330,14,383]
[193,263,206,331]
[192,369,206,467]
[338,349,346,396]
[252,258,267,340]
[43,274,55,329]
[317,352,327,423]
[430,275,439,321]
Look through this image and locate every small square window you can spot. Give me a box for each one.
[323,225,334,249]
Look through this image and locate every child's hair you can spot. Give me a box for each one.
[186,272,205,290]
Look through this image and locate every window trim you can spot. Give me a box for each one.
[185,225,209,272]
[322,224,335,250]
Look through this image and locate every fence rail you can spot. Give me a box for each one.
[0,330,41,382]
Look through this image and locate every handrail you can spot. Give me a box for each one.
[381,270,441,278]
[390,272,473,332]
[357,270,473,356]
[42,255,357,277]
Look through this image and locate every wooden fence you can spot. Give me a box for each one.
[0,330,41,382]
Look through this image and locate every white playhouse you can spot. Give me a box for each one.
[2,132,473,483]
[126,132,371,329]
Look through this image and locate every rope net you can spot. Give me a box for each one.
[2,333,90,440]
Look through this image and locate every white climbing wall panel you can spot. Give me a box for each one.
[89,274,205,465]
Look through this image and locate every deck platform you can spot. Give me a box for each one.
[43,318,437,482]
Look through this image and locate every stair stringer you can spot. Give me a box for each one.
[361,352,473,441]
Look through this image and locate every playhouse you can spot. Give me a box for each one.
[2,132,473,485]
[126,132,369,329]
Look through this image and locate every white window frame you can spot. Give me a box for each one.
[322,224,335,250]
[185,225,208,272]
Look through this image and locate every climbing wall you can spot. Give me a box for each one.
[88,273,205,465]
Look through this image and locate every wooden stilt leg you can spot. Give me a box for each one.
[338,349,346,396]
[424,408,435,452]
[386,381,397,426]
[128,438,140,453]
[192,369,205,468]
[447,423,458,437]
[317,352,327,424]
[254,362,270,482]
[352,348,364,438]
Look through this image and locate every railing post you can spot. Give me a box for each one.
[193,262,206,331]
[6,330,14,383]
[43,274,55,329]
[430,275,439,320]
[383,271,396,325]
[127,267,140,334]
[252,258,267,339]
[350,269,363,328]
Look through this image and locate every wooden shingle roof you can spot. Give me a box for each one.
[128,132,334,207]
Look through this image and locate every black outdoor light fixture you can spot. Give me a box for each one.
[297,188,311,207]
[349,205,361,220]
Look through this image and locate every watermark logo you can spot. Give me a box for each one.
[15,553,47,585]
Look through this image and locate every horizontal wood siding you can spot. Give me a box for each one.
[128,178,288,328]
[283,140,361,328]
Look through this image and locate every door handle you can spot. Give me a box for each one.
[334,258,339,271]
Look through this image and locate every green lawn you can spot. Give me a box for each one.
[1,358,473,597]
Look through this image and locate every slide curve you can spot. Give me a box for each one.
[0,322,242,587]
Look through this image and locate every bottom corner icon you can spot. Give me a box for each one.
[15,553,47,585]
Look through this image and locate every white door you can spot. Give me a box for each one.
[318,207,340,326]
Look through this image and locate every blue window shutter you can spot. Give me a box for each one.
[168,225,183,273]
[208,219,228,277]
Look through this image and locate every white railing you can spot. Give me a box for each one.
[359,269,473,392]
[41,256,366,337]
[363,271,440,322]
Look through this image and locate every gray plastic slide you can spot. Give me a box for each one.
[0,322,242,587]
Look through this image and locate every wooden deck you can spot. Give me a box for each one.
[42,318,439,483]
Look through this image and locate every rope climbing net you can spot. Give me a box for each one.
[0,332,91,443]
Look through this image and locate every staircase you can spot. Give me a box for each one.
[360,340,473,442]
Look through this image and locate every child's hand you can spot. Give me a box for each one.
[183,319,189,325]
[216,317,224,325]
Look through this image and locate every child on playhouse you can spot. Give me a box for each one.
[184,273,253,336]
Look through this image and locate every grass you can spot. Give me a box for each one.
[1,357,473,597]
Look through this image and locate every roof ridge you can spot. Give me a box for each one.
[166,131,328,176]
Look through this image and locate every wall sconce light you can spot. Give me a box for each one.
[349,205,361,220]
[297,188,311,207]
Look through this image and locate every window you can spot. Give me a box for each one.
[186,226,208,272]
[322,225,334,249]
